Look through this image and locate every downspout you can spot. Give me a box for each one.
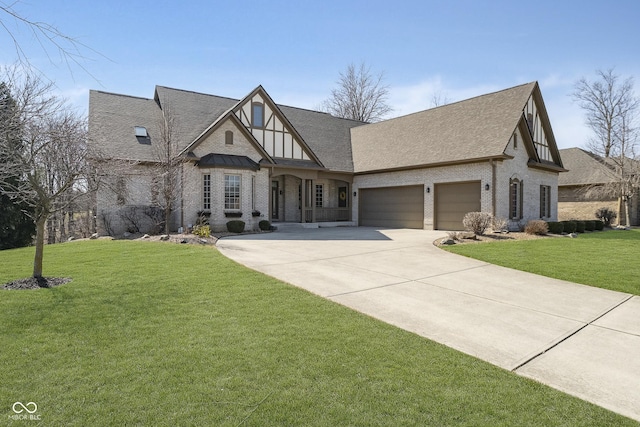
[180,162,184,230]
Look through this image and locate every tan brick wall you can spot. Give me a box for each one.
[353,128,560,230]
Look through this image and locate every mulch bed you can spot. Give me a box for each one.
[2,277,72,290]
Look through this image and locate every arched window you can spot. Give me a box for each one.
[225,130,233,145]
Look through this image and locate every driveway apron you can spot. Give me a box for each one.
[216,227,640,422]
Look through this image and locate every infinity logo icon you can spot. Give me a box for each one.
[12,402,38,414]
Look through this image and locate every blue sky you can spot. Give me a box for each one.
[2,0,639,149]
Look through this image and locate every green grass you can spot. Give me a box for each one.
[0,240,635,426]
[445,229,640,295]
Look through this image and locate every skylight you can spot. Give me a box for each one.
[134,126,148,137]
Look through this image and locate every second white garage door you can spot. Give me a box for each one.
[359,185,424,229]
[435,181,481,230]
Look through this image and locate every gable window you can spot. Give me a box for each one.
[225,130,233,145]
[224,174,241,210]
[540,185,551,218]
[513,132,518,149]
[251,102,264,128]
[509,178,523,220]
[315,184,323,208]
[203,174,211,210]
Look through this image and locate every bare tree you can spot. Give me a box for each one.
[0,67,90,279]
[572,69,639,157]
[430,90,451,108]
[0,2,101,78]
[152,99,183,234]
[321,62,392,122]
[574,69,640,225]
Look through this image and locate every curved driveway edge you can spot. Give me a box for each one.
[216,227,640,422]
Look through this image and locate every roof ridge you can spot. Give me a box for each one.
[154,85,240,102]
[381,81,537,122]
[90,89,153,102]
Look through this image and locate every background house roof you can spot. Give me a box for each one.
[350,82,538,173]
[558,147,619,186]
[90,86,365,172]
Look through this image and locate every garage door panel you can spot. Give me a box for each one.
[435,182,481,230]
[360,186,424,229]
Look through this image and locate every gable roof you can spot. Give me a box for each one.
[350,82,553,173]
[90,86,365,172]
[559,147,620,186]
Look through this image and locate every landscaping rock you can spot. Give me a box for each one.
[160,234,170,241]
[459,232,477,240]
[142,234,150,239]
[90,233,99,239]
[440,238,456,245]
[569,233,578,238]
[67,236,75,241]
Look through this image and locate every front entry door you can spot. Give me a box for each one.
[271,181,279,219]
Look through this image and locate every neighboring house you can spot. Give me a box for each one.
[558,147,639,225]
[88,81,565,234]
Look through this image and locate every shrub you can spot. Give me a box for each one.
[594,220,604,231]
[491,217,508,233]
[462,212,493,235]
[226,220,245,233]
[561,220,577,233]
[575,221,586,233]
[584,220,596,231]
[258,220,271,231]
[546,221,564,234]
[595,207,617,227]
[524,220,548,235]
[192,224,211,238]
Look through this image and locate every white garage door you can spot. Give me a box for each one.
[359,185,424,229]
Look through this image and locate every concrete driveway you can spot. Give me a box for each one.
[216,227,640,422]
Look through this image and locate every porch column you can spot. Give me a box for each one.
[311,179,316,223]
[300,179,306,223]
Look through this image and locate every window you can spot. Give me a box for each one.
[251,103,264,128]
[134,126,148,137]
[203,174,211,210]
[315,185,323,208]
[509,178,523,219]
[540,185,551,218]
[513,132,518,149]
[225,130,233,145]
[116,177,126,206]
[224,175,241,210]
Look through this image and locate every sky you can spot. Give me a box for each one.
[1,0,639,149]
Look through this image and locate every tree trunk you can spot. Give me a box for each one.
[164,207,170,235]
[33,215,47,278]
[625,198,632,227]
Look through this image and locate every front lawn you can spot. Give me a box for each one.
[444,229,640,295]
[0,240,634,426]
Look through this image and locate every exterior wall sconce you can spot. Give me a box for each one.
[485,183,490,191]
[426,187,430,193]
[353,191,357,197]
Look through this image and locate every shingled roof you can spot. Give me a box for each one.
[559,147,619,186]
[350,82,539,173]
[89,86,365,173]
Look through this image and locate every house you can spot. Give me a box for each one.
[88,81,565,234]
[558,147,639,225]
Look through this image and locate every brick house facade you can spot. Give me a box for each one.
[89,81,565,234]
